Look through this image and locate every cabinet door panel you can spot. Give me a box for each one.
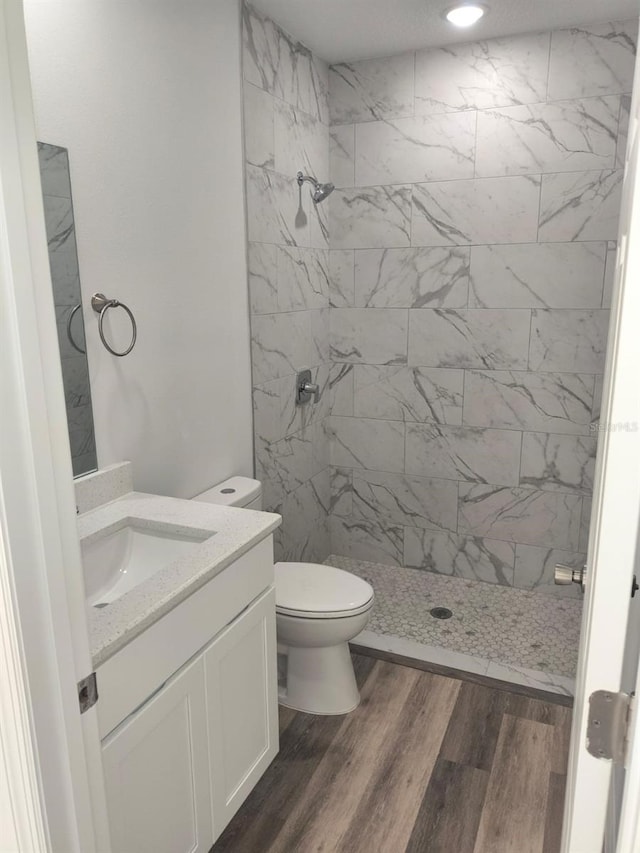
[206,586,278,837]
[102,657,213,853]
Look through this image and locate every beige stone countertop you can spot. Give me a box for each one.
[79,491,281,667]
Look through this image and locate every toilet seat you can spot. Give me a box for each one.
[274,562,374,620]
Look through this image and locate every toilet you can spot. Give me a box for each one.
[192,476,374,715]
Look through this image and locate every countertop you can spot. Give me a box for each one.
[79,491,281,667]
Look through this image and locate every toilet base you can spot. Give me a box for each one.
[278,642,360,715]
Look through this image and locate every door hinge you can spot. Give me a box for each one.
[77,672,98,714]
[587,690,633,764]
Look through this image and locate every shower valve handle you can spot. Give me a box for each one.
[296,369,320,405]
[300,380,319,402]
[555,563,587,592]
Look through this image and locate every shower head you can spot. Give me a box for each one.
[296,171,335,204]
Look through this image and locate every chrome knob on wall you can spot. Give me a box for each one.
[296,369,320,405]
[555,563,587,592]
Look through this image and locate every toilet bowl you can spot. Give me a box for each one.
[192,476,374,715]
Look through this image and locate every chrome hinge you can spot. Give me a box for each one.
[77,672,98,714]
[587,690,633,764]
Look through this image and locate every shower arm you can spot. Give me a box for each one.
[297,171,318,188]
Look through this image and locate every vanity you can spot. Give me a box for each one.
[78,471,281,853]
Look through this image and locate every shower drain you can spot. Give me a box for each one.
[430,606,453,620]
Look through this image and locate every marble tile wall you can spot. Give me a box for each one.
[326,20,637,598]
[243,5,331,561]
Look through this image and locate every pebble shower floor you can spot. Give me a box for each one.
[326,555,583,695]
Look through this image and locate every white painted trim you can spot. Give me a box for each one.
[0,515,48,852]
[0,1,108,849]
[562,41,640,852]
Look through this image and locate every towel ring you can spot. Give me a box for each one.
[91,292,137,357]
[66,303,86,354]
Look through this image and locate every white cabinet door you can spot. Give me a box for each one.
[205,586,279,837]
[102,656,213,853]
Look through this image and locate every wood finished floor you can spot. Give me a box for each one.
[212,653,572,853]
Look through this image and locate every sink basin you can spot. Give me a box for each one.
[82,519,213,607]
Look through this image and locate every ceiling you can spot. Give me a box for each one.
[250,0,639,63]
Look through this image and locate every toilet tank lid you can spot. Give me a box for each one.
[193,476,261,507]
[274,562,374,614]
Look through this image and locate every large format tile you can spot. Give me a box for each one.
[538,169,623,242]
[248,242,278,314]
[246,165,309,246]
[353,365,464,424]
[352,470,458,532]
[330,125,355,188]
[329,54,415,124]
[579,496,593,552]
[330,466,353,517]
[520,432,597,495]
[548,21,637,101]
[328,250,355,307]
[253,375,302,443]
[463,370,595,435]
[243,4,328,121]
[412,176,540,246]
[408,309,530,369]
[404,530,516,586]
[475,97,619,177]
[514,544,586,599]
[330,308,408,364]
[529,309,610,372]
[458,484,582,550]
[274,100,328,182]
[255,431,313,508]
[355,247,469,308]
[277,246,329,311]
[602,241,618,308]
[250,311,314,383]
[355,113,475,186]
[617,95,632,169]
[329,515,403,565]
[329,416,405,472]
[469,242,606,309]
[328,362,354,416]
[414,33,550,114]
[280,475,330,563]
[405,424,521,486]
[330,185,412,249]
[243,82,275,170]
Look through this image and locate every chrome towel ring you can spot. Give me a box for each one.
[91,292,137,357]
[66,303,86,354]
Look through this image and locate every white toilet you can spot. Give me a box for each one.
[192,476,374,715]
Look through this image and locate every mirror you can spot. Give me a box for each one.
[38,142,97,477]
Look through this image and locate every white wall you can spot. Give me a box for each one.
[24,0,253,498]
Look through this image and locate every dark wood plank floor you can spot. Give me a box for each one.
[212,653,572,853]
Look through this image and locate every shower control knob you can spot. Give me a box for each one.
[555,563,587,592]
[295,369,320,405]
[301,381,319,400]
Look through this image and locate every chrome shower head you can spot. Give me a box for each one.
[296,171,335,204]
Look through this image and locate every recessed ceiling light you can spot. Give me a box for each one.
[445,4,486,27]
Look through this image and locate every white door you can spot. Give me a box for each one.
[205,586,279,839]
[102,656,214,853]
[561,50,640,853]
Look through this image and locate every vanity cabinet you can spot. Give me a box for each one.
[98,539,278,852]
[102,656,212,853]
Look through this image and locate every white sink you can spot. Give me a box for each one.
[82,520,213,608]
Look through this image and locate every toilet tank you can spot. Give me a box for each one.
[193,476,263,511]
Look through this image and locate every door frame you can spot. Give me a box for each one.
[561,38,640,852]
[0,1,108,849]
